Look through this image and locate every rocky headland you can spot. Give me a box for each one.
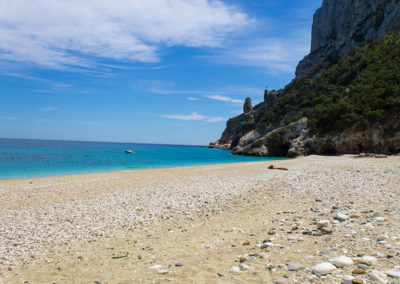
[209,0,400,157]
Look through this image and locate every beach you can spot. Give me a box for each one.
[1,155,400,283]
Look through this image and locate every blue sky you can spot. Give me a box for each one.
[0,0,322,145]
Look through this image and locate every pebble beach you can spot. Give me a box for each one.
[1,155,400,283]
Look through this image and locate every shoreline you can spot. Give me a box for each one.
[0,158,284,182]
[1,155,400,283]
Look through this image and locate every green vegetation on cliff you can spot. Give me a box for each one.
[259,28,400,135]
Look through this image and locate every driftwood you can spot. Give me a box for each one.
[268,165,288,171]
[111,253,129,259]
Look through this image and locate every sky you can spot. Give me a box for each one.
[0,0,323,145]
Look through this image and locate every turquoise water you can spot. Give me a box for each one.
[0,138,285,180]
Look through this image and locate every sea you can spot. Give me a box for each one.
[0,138,285,180]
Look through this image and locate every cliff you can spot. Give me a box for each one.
[209,0,400,157]
[296,0,400,77]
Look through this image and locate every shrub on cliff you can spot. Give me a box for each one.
[258,28,400,136]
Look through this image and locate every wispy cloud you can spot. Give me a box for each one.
[202,31,310,74]
[4,72,72,92]
[1,116,21,121]
[187,97,199,101]
[136,79,262,99]
[0,0,250,69]
[35,119,49,123]
[162,112,225,123]
[83,122,102,126]
[206,95,242,104]
[40,107,59,111]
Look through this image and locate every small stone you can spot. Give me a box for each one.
[358,263,369,270]
[360,256,377,266]
[230,266,241,273]
[352,269,366,275]
[157,269,168,274]
[369,270,388,283]
[387,270,400,278]
[321,227,333,234]
[312,262,337,275]
[273,277,288,284]
[175,262,183,267]
[320,248,331,256]
[239,254,249,263]
[261,242,274,248]
[150,264,162,270]
[287,262,304,271]
[239,263,251,271]
[335,213,350,221]
[343,275,355,284]
[317,220,330,229]
[308,275,319,282]
[352,279,364,284]
[330,256,353,267]
[268,229,276,235]
[242,241,251,246]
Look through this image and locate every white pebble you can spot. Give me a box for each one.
[369,270,388,283]
[312,262,337,275]
[329,256,353,267]
[360,256,377,266]
[149,264,162,270]
[387,270,400,278]
[230,266,240,273]
[335,213,349,221]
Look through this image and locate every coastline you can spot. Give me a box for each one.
[1,155,400,283]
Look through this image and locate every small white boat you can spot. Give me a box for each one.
[125,149,134,154]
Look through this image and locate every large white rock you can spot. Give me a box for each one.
[287,262,304,271]
[239,263,251,271]
[387,269,400,278]
[230,266,240,273]
[343,275,355,284]
[360,256,378,266]
[273,277,288,284]
[312,262,337,275]
[317,220,330,228]
[329,256,354,267]
[149,264,162,270]
[335,213,349,221]
[369,270,388,283]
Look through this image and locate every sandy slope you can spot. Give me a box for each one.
[1,155,399,283]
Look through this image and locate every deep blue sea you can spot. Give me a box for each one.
[0,138,285,180]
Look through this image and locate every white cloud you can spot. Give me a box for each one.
[187,97,198,101]
[0,0,250,69]
[205,116,225,122]
[206,94,242,104]
[203,32,310,74]
[79,121,102,126]
[163,112,225,123]
[40,107,59,111]
[1,116,21,121]
[163,112,205,121]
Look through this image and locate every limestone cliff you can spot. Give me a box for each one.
[296,0,400,77]
[209,0,400,157]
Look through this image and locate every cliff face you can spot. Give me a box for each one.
[296,0,400,77]
[209,91,279,150]
[209,0,400,157]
